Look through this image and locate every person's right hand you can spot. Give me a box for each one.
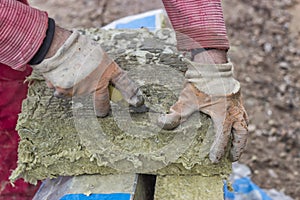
[31,29,144,117]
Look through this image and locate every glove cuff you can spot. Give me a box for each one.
[184,59,240,96]
[31,30,80,73]
[29,18,56,65]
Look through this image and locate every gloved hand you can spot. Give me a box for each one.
[158,59,248,163]
[31,30,144,117]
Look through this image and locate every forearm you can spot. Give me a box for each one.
[162,0,229,50]
[0,0,48,70]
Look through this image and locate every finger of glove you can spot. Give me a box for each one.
[94,86,110,117]
[243,106,249,125]
[230,115,248,161]
[44,76,74,98]
[111,68,144,107]
[45,78,55,89]
[157,83,199,130]
[239,97,249,125]
[53,87,73,98]
[209,115,232,163]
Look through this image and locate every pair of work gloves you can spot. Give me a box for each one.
[32,28,248,163]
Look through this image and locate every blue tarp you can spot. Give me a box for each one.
[60,193,131,200]
[224,177,272,200]
[115,15,156,31]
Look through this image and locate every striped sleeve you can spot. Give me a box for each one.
[162,0,229,50]
[0,0,48,70]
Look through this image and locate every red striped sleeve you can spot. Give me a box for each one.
[162,0,229,50]
[0,0,48,70]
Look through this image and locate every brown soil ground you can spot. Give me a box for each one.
[29,0,300,199]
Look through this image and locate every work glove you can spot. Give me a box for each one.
[31,30,144,117]
[158,59,248,163]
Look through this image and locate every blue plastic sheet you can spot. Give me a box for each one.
[224,177,272,200]
[60,193,131,200]
[115,15,156,31]
[102,9,165,31]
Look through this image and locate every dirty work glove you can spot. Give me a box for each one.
[31,30,144,117]
[157,59,248,163]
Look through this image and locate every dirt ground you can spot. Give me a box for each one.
[29,0,300,199]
